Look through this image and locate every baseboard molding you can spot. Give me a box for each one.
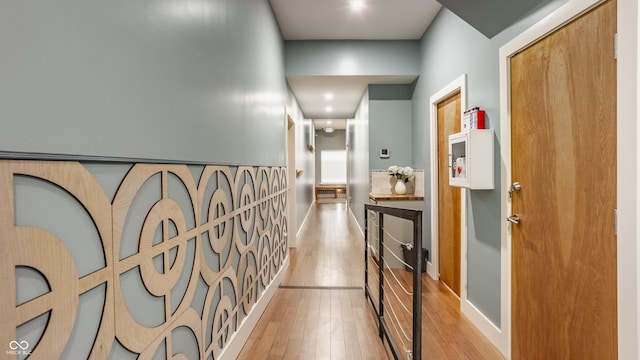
[426,261,438,280]
[460,298,507,357]
[218,255,290,359]
[348,206,365,238]
[296,203,314,240]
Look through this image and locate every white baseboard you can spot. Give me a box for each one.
[348,206,365,238]
[218,255,290,360]
[296,204,314,240]
[460,298,507,357]
[426,261,438,280]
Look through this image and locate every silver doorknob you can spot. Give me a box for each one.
[508,182,521,197]
[507,214,520,224]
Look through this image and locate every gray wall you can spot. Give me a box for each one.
[411,0,569,327]
[315,130,347,184]
[369,85,413,170]
[0,0,287,166]
[347,91,370,230]
[285,41,420,76]
[1,0,296,358]
[287,89,315,231]
[369,100,412,170]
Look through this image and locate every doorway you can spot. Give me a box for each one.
[437,92,462,296]
[429,74,467,298]
[502,0,617,357]
[287,114,297,248]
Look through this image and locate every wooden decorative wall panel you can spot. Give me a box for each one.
[0,160,288,359]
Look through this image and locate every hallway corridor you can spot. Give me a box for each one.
[237,203,503,359]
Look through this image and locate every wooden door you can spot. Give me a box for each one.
[510,1,617,358]
[437,92,461,296]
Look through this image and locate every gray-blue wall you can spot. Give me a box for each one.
[411,0,569,327]
[287,89,316,231]
[284,40,421,232]
[0,0,287,166]
[369,84,413,170]
[285,40,420,76]
[369,99,412,170]
[347,91,370,230]
[0,1,300,358]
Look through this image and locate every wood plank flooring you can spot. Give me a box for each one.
[283,201,363,288]
[238,203,504,360]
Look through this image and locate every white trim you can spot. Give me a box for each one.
[296,203,314,240]
[219,255,290,360]
[287,114,297,248]
[499,0,603,57]
[460,299,504,352]
[617,0,639,357]
[499,0,613,358]
[348,205,366,238]
[428,75,501,357]
[428,73,467,282]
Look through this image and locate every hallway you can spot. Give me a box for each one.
[238,203,503,359]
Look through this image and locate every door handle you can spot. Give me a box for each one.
[507,214,520,224]
[508,182,521,198]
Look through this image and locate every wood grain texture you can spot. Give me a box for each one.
[368,253,503,359]
[240,203,503,359]
[239,204,388,358]
[510,0,617,358]
[437,92,462,296]
[283,203,364,287]
[0,160,288,359]
[238,288,388,360]
[0,160,115,359]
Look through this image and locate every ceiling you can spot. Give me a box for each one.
[287,75,418,126]
[269,0,441,124]
[270,0,443,41]
[269,0,546,125]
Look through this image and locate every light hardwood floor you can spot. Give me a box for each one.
[238,202,504,359]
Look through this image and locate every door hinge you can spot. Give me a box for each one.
[614,33,618,60]
[614,208,618,235]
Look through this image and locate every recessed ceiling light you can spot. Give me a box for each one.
[324,92,334,100]
[325,106,333,113]
[350,0,365,12]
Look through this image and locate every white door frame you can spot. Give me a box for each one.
[498,0,633,357]
[430,74,507,355]
[286,114,297,248]
[428,74,467,289]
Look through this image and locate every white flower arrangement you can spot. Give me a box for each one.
[387,165,415,183]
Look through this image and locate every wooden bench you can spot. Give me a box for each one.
[315,185,347,201]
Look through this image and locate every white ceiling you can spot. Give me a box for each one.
[288,75,418,122]
[270,0,548,122]
[270,0,442,41]
[269,0,442,121]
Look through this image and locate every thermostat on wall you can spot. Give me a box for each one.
[380,149,390,158]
